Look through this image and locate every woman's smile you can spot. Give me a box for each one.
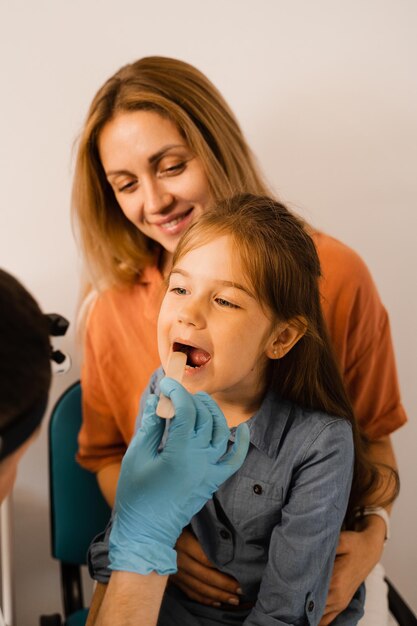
[149,207,195,235]
[98,110,211,254]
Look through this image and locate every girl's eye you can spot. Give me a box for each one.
[171,287,188,296]
[215,297,239,309]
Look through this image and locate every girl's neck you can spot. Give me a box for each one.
[213,387,266,428]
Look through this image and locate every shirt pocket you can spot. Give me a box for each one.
[229,474,283,543]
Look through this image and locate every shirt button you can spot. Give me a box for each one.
[219,529,230,540]
[253,484,263,495]
[307,600,315,612]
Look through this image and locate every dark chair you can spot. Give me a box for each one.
[40,382,111,626]
[386,577,417,626]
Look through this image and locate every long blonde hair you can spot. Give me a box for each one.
[72,56,269,289]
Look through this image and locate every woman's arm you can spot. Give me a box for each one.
[313,236,404,622]
[77,317,128,486]
[97,462,121,508]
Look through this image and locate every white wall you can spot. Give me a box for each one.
[0,1,416,622]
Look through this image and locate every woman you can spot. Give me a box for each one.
[73,56,406,624]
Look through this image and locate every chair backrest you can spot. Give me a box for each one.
[49,382,111,565]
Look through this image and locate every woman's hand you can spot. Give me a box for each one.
[171,528,241,607]
[319,516,386,625]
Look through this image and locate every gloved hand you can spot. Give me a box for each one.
[109,377,250,576]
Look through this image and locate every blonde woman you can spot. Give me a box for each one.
[73,57,406,625]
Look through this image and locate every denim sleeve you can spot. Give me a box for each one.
[243,419,359,626]
[87,517,113,584]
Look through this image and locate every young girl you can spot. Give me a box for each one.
[90,194,397,625]
[74,57,405,621]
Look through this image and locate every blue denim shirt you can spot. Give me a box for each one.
[88,368,364,625]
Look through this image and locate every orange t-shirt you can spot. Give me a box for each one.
[77,233,407,473]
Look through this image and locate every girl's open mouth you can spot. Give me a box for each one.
[173,342,211,369]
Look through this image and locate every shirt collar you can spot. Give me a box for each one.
[231,390,293,459]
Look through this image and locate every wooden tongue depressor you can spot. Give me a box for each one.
[156,351,187,418]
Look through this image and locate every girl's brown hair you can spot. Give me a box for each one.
[173,194,399,527]
[72,56,269,289]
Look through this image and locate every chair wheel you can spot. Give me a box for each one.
[40,614,62,626]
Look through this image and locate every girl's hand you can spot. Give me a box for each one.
[171,528,241,607]
[319,518,386,624]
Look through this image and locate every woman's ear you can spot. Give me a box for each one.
[265,318,307,359]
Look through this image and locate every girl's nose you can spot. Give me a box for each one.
[177,300,205,329]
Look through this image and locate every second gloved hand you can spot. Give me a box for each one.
[109,378,250,576]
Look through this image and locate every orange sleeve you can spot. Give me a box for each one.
[316,233,407,440]
[76,315,127,473]
[76,275,162,473]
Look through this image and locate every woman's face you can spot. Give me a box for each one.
[99,110,211,256]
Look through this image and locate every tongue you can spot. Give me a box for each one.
[188,348,211,367]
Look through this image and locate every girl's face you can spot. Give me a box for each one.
[99,110,211,257]
[158,235,278,418]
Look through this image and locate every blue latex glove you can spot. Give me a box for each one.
[109,377,250,576]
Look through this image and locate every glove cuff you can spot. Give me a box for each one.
[109,525,178,576]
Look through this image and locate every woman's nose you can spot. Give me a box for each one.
[142,178,174,216]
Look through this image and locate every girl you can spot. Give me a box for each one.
[73,57,405,622]
[90,194,396,625]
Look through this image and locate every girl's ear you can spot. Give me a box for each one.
[265,318,307,360]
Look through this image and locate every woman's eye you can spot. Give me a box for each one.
[215,298,239,309]
[160,162,186,176]
[118,180,136,193]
